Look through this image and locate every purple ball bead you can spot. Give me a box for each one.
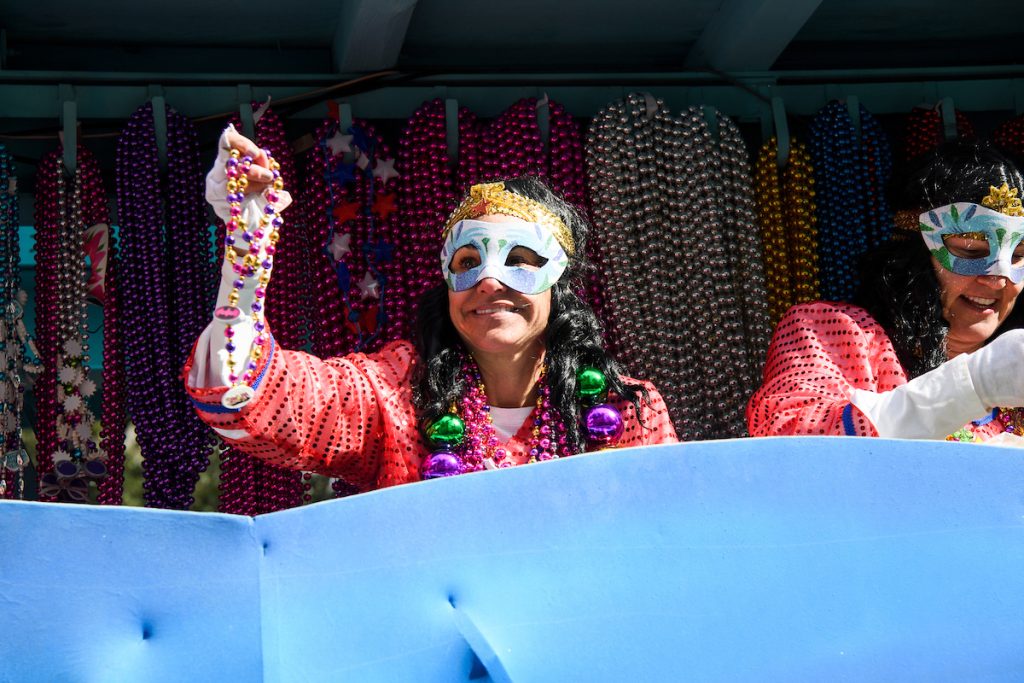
[422,451,463,479]
[584,404,625,445]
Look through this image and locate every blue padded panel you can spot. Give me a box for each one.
[0,502,262,683]
[3,437,1024,682]
[255,437,1024,682]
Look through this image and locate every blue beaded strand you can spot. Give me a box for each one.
[809,101,893,302]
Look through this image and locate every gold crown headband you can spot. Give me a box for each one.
[981,183,1024,216]
[895,183,1024,233]
[441,182,576,255]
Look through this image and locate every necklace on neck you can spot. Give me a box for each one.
[422,354,561,478]
[421,359,625,479]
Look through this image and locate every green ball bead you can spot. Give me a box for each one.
[577,367,608,402]
[426,414,465,448]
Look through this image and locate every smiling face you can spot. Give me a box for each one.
[446,215,553,356]
[933,235,1024,354]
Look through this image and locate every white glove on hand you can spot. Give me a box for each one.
[965,329,1024,409]
[188,125,292,390]
[849,352,988,440]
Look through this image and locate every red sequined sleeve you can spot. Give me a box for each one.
[746,302,909,437]
[617,380,679,446]
[184,334,419,488]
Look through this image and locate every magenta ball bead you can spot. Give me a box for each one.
[584,404,625,445]
[422,451,463,479]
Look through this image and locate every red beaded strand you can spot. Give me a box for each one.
[901,105,976,162]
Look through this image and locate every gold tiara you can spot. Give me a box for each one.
[981,183,1024,216]
[441,182,575,255]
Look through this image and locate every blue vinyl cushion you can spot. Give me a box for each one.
[3,437,1024,682]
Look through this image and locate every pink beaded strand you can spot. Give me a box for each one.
[33,146,112,501]
[394,99,482,343]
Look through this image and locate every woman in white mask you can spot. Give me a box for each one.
[749,140,1024,442]
[185,127,677,492]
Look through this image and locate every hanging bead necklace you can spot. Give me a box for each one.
[34,151,108,502]
[809,100,893,303]
[318,120,399,353]
[586,94,769,440]
[393,99,481,345]
[995,113,1024,160]
[0,147,41,499]
[901,105,976,163]
[116,101,216,509]
[34,144,112,501]
[753,135,820,326]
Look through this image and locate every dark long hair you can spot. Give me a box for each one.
[856,140,1024,378]
[412,176,646,454]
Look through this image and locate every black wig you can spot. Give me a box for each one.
[856,140,1024,378]
[412,176,647,454]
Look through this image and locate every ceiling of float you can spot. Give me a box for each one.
[2,0,1020,75]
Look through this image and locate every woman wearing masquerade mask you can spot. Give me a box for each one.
[748,140,1024,441]
[184,127,677,491]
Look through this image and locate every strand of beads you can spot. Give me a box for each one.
[478,98,545,180]
[459,360,504,471]
[997,407,1024,436]
[809,100,893,303]
[0,147,40,499]
[298,118,396,358]
[901,105,976,162]
[95,208,126,506]
[528,366,570,461]
[33,148,109,502]
[858,106,894,251]
[394,99,481,343]
[753,136,820,326]
[49,166,105,485]
[218,106,306,516]
[117,103,178,508]
[587,94,767,439]
[116,101,216,509]
[587,94,663,386]
[319,120,400,354]
[754,137,793,325]
[296,119,346,357]
[33,147,109,501]
[715,107,772,393]
[0,290,40,500]
[163,103,219,504]
[222,150,256,386]
[222,148,282,397]
[421,357,570,479]
[782,141,820,307]
[994,114,1024,159]
[577,367,624,450]
[30,150,63,497]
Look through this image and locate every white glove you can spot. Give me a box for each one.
[188,125,292,390]
[849,353,988,440]
[965,329,1024,409]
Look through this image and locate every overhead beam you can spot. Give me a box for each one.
[332,0,419,73]
[685,0,823,72]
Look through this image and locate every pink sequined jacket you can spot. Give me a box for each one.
[747,301,1003,439]
[184,333,678,492]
